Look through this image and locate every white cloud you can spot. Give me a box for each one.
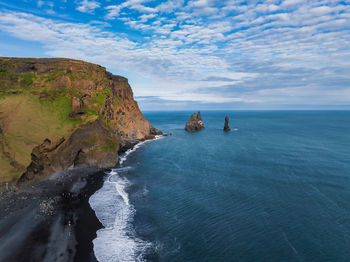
[37,0,45,8]
[105,0,155,19]
[37,0,54,8]
[105,5,121,19]
[76,0,100,14]
[139,13,156,22]
[281,0,304,7]
[187,0,212,8]
[156,0,184,13]
[0,11,244,104]
[1,0,350,108]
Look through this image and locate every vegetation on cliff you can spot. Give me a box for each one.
[0,57,160,184]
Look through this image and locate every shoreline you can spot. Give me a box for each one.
[73,170,105,262]
[0,134,165,262]
[89,134,165,261]
[0,167,106,262]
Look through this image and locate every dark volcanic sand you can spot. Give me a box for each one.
[0,168,106,262]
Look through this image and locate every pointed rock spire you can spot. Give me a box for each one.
[224,116,231,131]
[197,111,202,120]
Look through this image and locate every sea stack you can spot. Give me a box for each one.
[224,116,231,131]
[185,111,204,132]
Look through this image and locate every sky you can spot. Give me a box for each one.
[0,0,349,110]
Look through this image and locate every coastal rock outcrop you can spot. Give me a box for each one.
[0,57,161,184]
[18,119,119,183]
[185,111,204,132]
[224,116,231,131]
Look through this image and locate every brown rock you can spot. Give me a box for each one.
[185,111,204,132]
[18,119,118,184]
[101,94,114,121]
[224,116,231,131]
[70,97,84,117]
[18,137,65,182]
[197,111,202,120]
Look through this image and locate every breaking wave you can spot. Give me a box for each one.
[89,136,163,262]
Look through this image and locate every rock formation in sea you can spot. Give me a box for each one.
[0,57,161,184]
[185,111,204,132]
[224,116,231,131]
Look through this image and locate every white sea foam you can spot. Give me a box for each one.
[119,135,163,165]
[89,170,150,262]
[89,135,163,262]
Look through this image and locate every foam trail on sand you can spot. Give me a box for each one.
[89,135,163,262]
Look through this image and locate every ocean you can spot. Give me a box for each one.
[89,111,350,262]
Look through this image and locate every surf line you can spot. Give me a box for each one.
[119,135,164,165]
[106,135,164,206]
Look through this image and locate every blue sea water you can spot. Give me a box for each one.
[90,111,350,262]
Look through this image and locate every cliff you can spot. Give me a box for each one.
[0,57,161,184]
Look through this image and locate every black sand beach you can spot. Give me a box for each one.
[0,168,106,262]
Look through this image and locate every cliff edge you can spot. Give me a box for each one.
[0,57,161,184]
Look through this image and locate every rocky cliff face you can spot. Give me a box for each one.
[185,111,204,132]
[0,57,161,184]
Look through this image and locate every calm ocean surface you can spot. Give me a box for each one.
[90,111,350,262]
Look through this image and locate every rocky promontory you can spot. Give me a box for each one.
[0,57,161,185]
[185,111,204,132]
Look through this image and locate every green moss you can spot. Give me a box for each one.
[86,135,98,145]
[38,70,66,81]
[69,88,81,98]
[39,96,82,126]
[42,88,65,97]
[96,88,113,96]
[88,93,106,107]
[0,71,37,86]
[0,71,17,81]
[19,73,36,86]
[83,106,100,118]
[92,140,118,153]
[67,71,95,81]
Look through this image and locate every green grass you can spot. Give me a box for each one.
[67,71,95,80]
[0,93,83,182]
[93,139,118,153]
[19,73,36,86]
[0,71,17,81]
[38,70,66,81]
[40,96,82,125]
[88,93,106,107]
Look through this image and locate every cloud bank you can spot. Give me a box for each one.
[0,0,349,109]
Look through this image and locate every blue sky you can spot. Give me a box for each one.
[0,0,349,110]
